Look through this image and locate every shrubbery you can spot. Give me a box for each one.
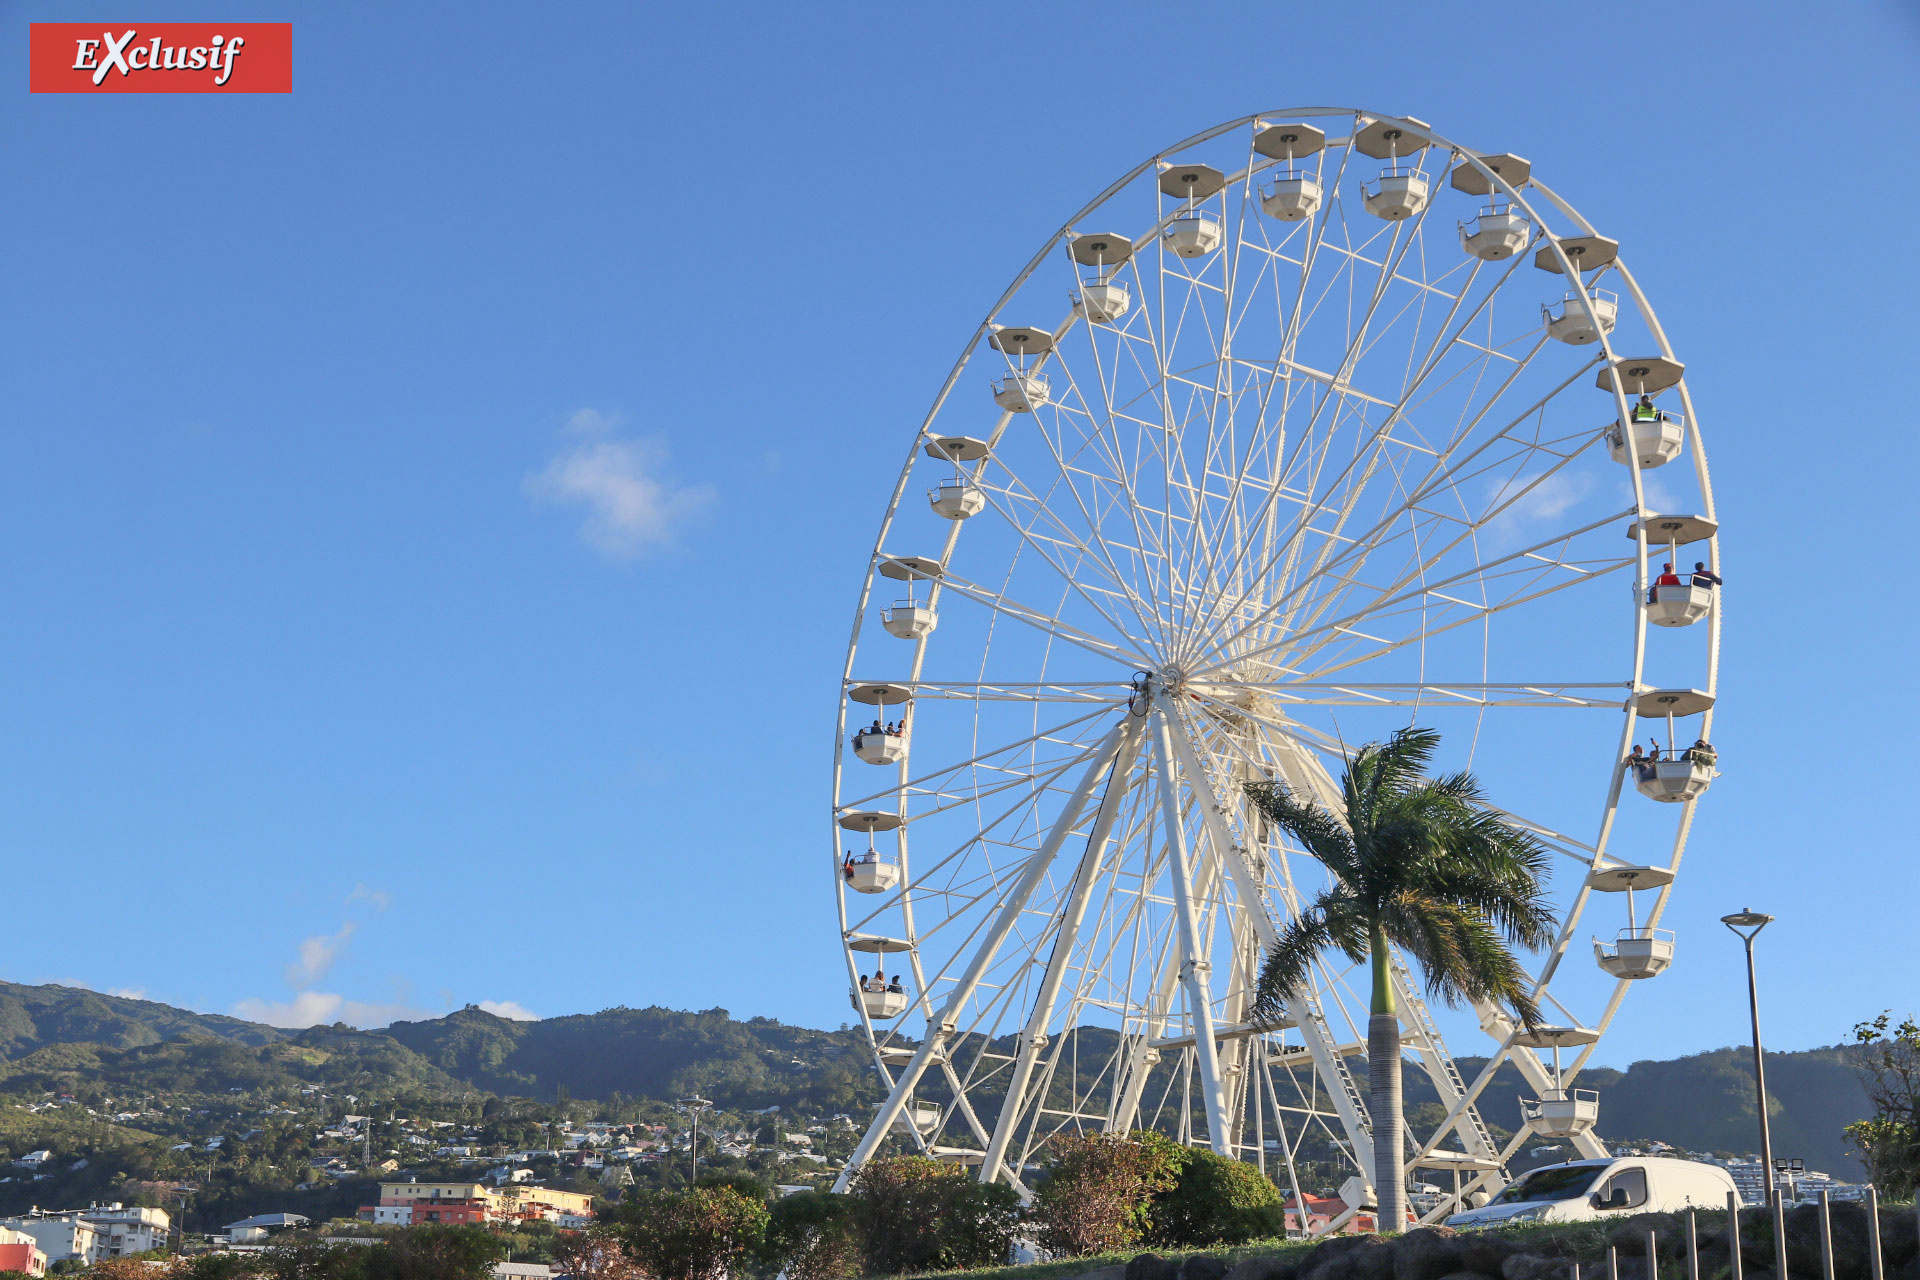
[1027,1132,1179,1257]
[1146,1139,1286,1248]
[849,1156,1021,1277]
[579,1135,1294,1279]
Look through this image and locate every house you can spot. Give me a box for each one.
[491,1265,552,1280]
[224,1214,310,1243]
[0,1227,46,1277]
[12,1153,51,1170]
[0,1215,95,1264]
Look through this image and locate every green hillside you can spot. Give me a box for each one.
[0,980,1878,1228]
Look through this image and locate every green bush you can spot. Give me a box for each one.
[609,1186,769,1280]
[851,1155,1021,1276]
[1147,1141,1284,1248]
[761,1188,861,1280]
[1028,1132,1181,1258]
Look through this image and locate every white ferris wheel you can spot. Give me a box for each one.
[827,108,1720,1228]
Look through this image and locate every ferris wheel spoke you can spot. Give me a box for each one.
[936,572,1151,667]
[971,467,1176,656]
[1257,506,1634,677]
[1010,390,1182,653]
[1191,679,1629,710]
[1190,355,1606,671]
[1172,196,1454,666]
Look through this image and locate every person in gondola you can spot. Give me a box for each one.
[1626,744,1647,775]
[1631,393,1660,423]
[887,976,903,994]
[1691,561,1722,589]
[1689,739,1716,767]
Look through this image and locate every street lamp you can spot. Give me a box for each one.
[1722,908,1787,1273]
[679,1096,713,1184]
[1720,910,1775,1183]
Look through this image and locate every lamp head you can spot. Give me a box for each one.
[1721,908,1774,938]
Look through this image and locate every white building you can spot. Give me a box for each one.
[0,1215,95,1264]
[81,1204,171,1257]
[369,1206,411,1227]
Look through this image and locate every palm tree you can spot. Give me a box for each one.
[1246,726,1555,1234]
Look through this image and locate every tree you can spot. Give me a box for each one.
[364,1226,503,1280]
[1246,725,1555,1233]
[849,1155,1020,1276]
[552,1227,642,1280]
[760,1189,860,1280]
[610,1186,768,1280]
[1844,1012,1920,1195]
[1027,1132,1178,1258]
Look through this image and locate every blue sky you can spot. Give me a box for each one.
[2,0,1916,1069]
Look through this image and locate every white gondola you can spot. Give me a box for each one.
[1629,688,1717,803]
[1069,233,1135,323]
[928,480,985,520]
[1521,1089,1601,1138]
[845,854,900,895]
[1595,928,1676,980]
[881,599,937,640]
[1544,289,1618,345]
[890,1101,941,1136]
[1633,756,1714,802]
[1073,281,1130,323]
[840,838,899,894]
[1459,204,1530,260]
[848,682,911,766]
[1260,172,1322,221]
[1166,214,1222,258]
[854,986,908,1019]
[852,727,906,765]
[1648,582,1713,627]
[838,812,903,894]
[1587,864,1676,980]
[1362,167,1429,220]
[1605,411,1686,469]
[1513,1025,1601,1137]
[992,371,1050,413]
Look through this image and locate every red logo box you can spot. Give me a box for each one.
[30,23,291,92]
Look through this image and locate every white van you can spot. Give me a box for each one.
[1445,1157,1740,1226]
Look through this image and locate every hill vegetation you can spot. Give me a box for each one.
[0,980,1876,1237]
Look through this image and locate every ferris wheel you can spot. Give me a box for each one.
[827,108,1720,1228]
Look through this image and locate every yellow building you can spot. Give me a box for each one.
[495,1185,593,1221]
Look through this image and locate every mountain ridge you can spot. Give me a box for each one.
[0,981,1872,1176]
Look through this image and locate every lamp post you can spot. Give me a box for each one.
[680,1096,713,1184]
[1721,910,1775,1185]
[1723,908,1785,1275]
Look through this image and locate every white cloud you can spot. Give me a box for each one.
[234,992,347,1028]
[106,987,147,1000]
[231,992,436,1030]
[285,923,357,988]
[347,884,392,912]
[527,410,715,560]
[478,1000,539,1021]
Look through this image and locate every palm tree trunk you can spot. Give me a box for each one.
[1368,938,1406,1233]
